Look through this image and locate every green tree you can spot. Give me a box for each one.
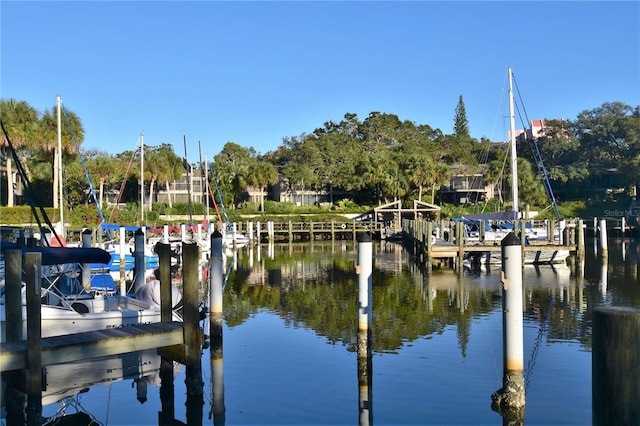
[454,95,469,138]
[85,149,118,211]
[0,99,38,207]
[38,103,84,209]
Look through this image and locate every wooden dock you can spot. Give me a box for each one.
[0,322,184,372]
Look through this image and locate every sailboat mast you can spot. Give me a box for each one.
[56,95,64,233]
[140,133,144,224]
[508,67,519,218]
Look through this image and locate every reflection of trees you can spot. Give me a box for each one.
[219,242,639,354]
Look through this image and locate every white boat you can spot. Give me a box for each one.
[464,68,569,265]
[0,246,182,344]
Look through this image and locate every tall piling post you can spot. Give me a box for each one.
[599,219,608,253]
[356,233,373,425]
[119,225,127,295]
[209,231,226,425]
[491,232,525,417]
[3,249,26,425]
[592,306,640,424]
[133,228,146,293]
[183,242,204,425]
[24,252,43,426]
[81,228,93,291]
[209,231,224,341]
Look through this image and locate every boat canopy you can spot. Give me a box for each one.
[0,245,112,265]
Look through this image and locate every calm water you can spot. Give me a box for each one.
[9,238,640,425]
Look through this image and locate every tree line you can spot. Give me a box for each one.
[1,97,638,219]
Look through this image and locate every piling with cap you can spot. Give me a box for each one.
[356,233,373,332]
[491,232,525,411]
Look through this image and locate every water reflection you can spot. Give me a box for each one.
[3,238,637,424]
[218,239,639,356]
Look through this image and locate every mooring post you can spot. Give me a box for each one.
[577,219,585,259]
[119,225,127,295]
[182,242,204,424]
[426,221,433,271]
[599,219,608,253]
[356,233,373,333]
[491,232,525,415]
[209,230,226,425]
[80,228,93,291]
[4,250,23,342]
[155,242,173,323]
[24,252,43,426]
[356,232,373,425]
[209,231,224,341]
[592,306,640,424]
[133,228,146,293]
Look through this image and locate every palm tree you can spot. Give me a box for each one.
[39,103,84,208]
[86,150,118,210]
[249,159,279,211]
[0,99,38,206]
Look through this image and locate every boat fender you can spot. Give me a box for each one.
[341,223,346,229]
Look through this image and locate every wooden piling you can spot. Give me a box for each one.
[592,306,640,425]
[4,250,22,342]
[182,242,204,424]
[24,252,43,426]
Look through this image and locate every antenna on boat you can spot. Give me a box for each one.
[140,133,145,225]
[56,95,64,236]
[184,133,193,224]
[508,67,519,220]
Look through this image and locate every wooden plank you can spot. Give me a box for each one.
[1,322,184,372]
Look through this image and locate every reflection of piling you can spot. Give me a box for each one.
[357,329,373,426]
[183,242,204,425]
[25,252,43,426]
[592,306,640,425]
[491,232,525,416]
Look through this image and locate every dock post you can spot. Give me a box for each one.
[491,232,525,417]
[621,217,626,237]
[599,219,608,253]
[4,250,23,342]
[356,233,373,333]
[456,221,464,270]
[182,242,204,424]
[209,231,224,340]
[288,220,293,242]
[134,228,146,293]
[155,242,173,323]
[577,219,585,259]
[426,221,433,271]
[119,225,126,295]
[81,228,93,291]
[209,231,226,424]
[592,306,640,425]
[24,252,43,426]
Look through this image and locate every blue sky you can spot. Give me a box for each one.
[2,1,639,163]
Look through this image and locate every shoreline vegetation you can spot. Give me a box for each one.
[0,199,635,229]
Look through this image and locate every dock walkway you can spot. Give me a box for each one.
[0,321,184,372]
